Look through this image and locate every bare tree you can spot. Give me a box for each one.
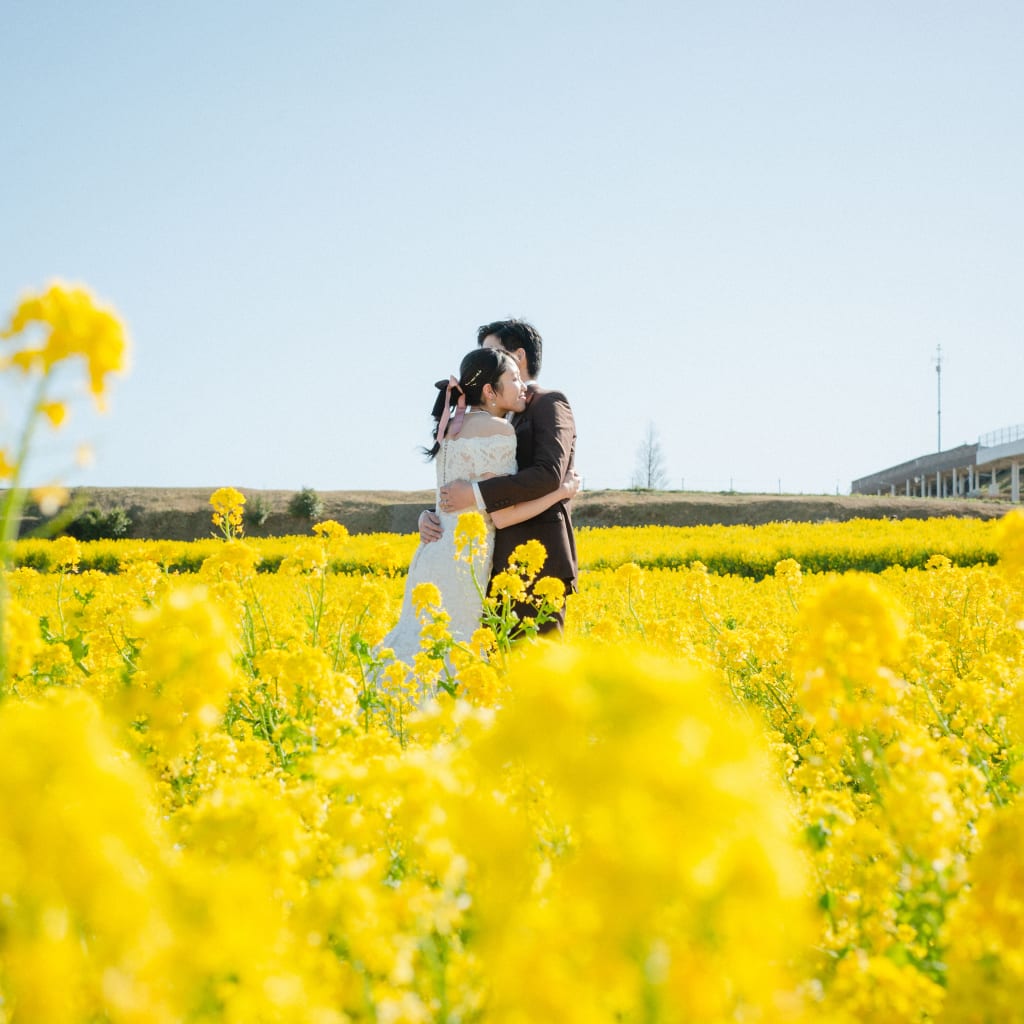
[630,421,668,490]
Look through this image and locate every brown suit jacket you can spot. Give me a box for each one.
[477,383,579,591]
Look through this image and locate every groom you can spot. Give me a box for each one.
[420,318,579,634]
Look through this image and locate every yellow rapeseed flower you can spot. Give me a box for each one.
[209,486,246,539]
[50,535,82,572]
[126,583,240,759]
[313,519,349,542]
[38,399,67,428]
[454,511,489,563]
[280,537,328,574]
[4,519,1024,1020]
[942,799,1024,1020]
[0,693,180,1021]
[451,642,811,1023]
[469,626,498,655]
[774,557,803,586]
[411,582,443,618]
[2,281,130,408]
[532,575,566,610]
[506,538,547,577]
[489,570,526,603]
[995,508,1024,576]
[2,597,43,678]
[792,574,908,732]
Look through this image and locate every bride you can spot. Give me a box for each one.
[381,346,579,666]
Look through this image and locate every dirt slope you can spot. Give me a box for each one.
[37,487,1015,541]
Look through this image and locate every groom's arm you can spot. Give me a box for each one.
[478,391,576,510]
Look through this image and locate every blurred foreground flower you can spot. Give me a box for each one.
[995,507,1024,576]
[1,281,129,687]
[31,484,69,517]
[1,281,129,408]
[125,583,241,761]
[0,693,180,1021]
[451,642,812,1023]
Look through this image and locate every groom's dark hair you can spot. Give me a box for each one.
[477,318,543,380]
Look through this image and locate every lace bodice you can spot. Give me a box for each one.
[435,434,517,493]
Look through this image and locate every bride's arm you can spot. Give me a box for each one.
[489,471,581,530]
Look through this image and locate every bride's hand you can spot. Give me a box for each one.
[418,509,443,543]
[560,470,582,500]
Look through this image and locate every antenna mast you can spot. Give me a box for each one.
[934,344,943,452]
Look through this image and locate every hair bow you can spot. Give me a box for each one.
[436,375,466,443]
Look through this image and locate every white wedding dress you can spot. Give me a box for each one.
[381,433,518,666]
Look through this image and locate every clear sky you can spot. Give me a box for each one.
[3,1,1022,496]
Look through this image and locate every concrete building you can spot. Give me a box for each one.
[975,425,1024,503]
[851,424,1024,503]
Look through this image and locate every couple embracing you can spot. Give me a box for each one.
[382,319,580,664]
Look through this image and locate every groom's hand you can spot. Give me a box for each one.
[418,509,443,543]
[439,480,475,514]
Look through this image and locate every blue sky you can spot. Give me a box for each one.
[3,1,1022,495]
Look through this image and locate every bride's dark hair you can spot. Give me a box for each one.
[424,347,514,459]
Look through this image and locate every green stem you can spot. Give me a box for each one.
[1,376,50,690]
[625,579,646,638]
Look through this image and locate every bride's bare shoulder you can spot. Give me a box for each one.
[486,418,515,437]
[458,413,515,439]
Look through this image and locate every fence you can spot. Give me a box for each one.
[979,424,1024,448]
